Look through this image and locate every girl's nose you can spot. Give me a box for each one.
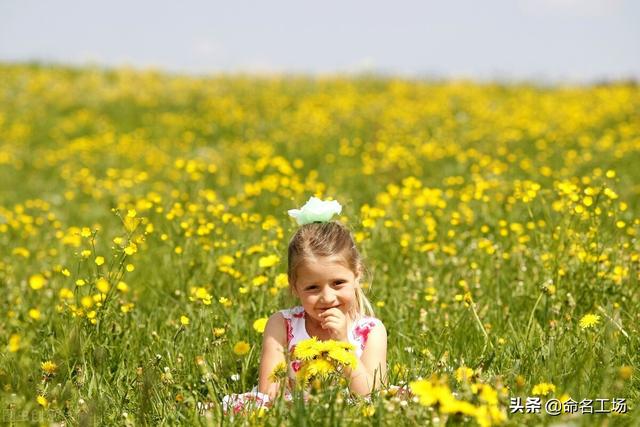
[319,289,336,303]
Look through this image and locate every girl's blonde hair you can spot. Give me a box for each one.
[287,221,375,318]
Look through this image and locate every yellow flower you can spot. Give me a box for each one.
[96,278,110,293]
[127,209,137,218]
[180,315,190,326]
[124,243,137,255]
[76,279,86,287]
[297,358,334,382]
[275,273,289,288]
[258,254,280,268]
[455,366,474,382]
[293,337,322,360]
[29,274,47,290]
[253,317,268,333]
[36,395,48,407]
[8,334,20,352]
[362,405,376,417]
[252,275,268,287]
[217,255,235,266]
[233,341,250,356]
[59,288,74,299]
[116,281,129,293]
[410,378,454,407]
[532,382,556,396]
[326,345,358,369]
[579,313,600,329]
[28,308,41,320]
[268,362,287,382]
[95,256,105,266]
[213,327,225,337]
[618,365,633,380]
[41,360,58,375]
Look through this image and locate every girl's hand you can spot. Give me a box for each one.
[319,308,349,342]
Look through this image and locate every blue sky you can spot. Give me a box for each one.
[1,0,638,82]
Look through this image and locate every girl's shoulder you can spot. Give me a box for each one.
[353,315,384,329]
[351,315,385,348]
[278,305,305,320]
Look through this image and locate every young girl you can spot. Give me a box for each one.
[222,197,387,413]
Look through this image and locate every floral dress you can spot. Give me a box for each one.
[221,306,383,414]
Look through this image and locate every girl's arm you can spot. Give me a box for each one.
[344,322,387,396]
[257,312,287,399]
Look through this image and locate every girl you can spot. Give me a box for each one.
[222,197,387,413]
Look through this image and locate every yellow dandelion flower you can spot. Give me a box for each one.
[293,337,322,360]
[275,273,289,288]
[618,366,633,380]
[362,405,376,417]
[213,328,225,337]
[124,243,137,255]
[298,358,334,382]
[41,360,58,375]
[233,341,250,356]
[258,254,280,268]
[76,279,86,287]
[9,334,20,352]
[410,378,453,407]
[579,313,600,329]
[29,274,47,290]
[532,382,556,396]
[36,395,48,407]
[95,256,105,266]
[180,315,190,326]
[59,288,74,299]
[326,344,358,369]
[455,366,474,382]
[268,362,287,382]
[96,278,110,293]
[217,255,235,266]
[28,308,41,320]
[252,275,268,287]
[253,317,268,333]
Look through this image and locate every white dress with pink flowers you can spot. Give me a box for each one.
[220,306,384,414]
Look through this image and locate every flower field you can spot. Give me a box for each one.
[0,63,638,425]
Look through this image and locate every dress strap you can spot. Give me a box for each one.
[279,306,306,346]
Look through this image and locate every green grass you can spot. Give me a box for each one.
[0,62,638,425]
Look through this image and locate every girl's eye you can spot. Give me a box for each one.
[334,281,345,286]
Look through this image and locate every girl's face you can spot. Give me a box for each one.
[292,257,359,323]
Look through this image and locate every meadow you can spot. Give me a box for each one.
[0,63,638,426]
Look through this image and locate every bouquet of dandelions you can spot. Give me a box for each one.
[271,337,358,393]
[294,337,358,387]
